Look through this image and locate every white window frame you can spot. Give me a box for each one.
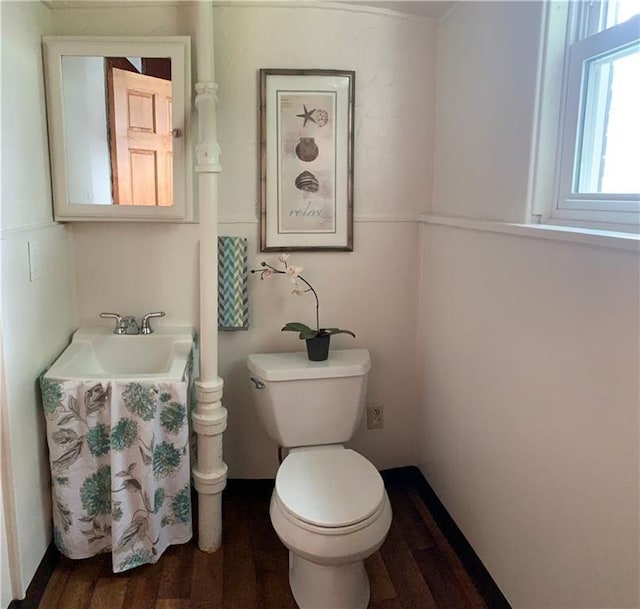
[530,2,640,232]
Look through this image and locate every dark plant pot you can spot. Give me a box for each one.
[305,334,330,361]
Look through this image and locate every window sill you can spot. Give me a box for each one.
[417,215,640,253]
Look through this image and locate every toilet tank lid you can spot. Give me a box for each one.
[247,349,370,381]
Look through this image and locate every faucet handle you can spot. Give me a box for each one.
[140,311,165,335]
[99,312,126,335]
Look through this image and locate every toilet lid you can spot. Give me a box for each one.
[275,448,385,528]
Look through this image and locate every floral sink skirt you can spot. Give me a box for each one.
[41,378,192,572]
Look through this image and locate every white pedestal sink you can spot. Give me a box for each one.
[44,326,194,383]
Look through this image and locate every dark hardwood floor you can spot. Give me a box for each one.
[22,467,510,609]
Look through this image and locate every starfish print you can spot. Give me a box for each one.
[296,105,317,127]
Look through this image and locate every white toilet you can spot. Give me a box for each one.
[247,349,392,609]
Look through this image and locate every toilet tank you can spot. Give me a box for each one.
[247,349,371,448]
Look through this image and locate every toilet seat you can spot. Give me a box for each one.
[270,476,393,565]
[275,447,385,532]
[273,491,387,536]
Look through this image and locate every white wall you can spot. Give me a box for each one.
[53,3,435,477]
[431,1,543,221]
[0,1,77,601]
[419,225,639,608]
[421,2,640,608]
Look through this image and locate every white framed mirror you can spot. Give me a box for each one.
[43,36,194,222]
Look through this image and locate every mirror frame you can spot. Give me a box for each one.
[43,36,193,222]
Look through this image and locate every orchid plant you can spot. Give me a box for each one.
[251,254,355,341]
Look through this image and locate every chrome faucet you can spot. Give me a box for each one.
[99,311,165,335]
[121,316,140,335]
[99,312,140,335]
[141,311,165,335]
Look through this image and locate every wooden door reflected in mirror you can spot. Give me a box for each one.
[107,59,173,206]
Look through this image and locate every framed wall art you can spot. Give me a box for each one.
[259,69,355,251]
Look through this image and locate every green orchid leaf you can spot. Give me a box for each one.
[281,322,317,340]
[322,328,356,338]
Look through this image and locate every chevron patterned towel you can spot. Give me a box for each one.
[218,236,249,330]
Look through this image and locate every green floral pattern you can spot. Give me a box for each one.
[80,466,112,516]
[152,441,183,479]
[111,418,139,451]
[53,527,67,554]
[171,486,191,524]
[118,549,154,572]
[160,402,186,435]
[41,379,64,416]
[40,377,192,573]
[112,504,123,522]
[86,423,110,457]
[154,488,166,514]
[122,383,158,421]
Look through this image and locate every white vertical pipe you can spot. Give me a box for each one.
[197,1,217,383]
[196,4,214,83]
[192,0,228,553]
[199,176,217,382]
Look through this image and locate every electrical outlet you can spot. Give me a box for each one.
[367,404,384,430]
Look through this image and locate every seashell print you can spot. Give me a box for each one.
[295,137,319,162]
[295,171,319,193]
[315,109,329,127]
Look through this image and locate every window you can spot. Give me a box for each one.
[553,1,640,229]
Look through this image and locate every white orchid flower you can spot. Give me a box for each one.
[278,253,290,263]
[286,265,303,277]
[261,268,274,279]
[291,288,304,296]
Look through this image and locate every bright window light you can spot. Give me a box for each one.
[577,42,640,194]
[604,0,640,29]
[552,2,640,228]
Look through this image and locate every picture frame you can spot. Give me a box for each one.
[259,68,355,251]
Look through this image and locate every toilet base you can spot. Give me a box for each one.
[289,552,370,609]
